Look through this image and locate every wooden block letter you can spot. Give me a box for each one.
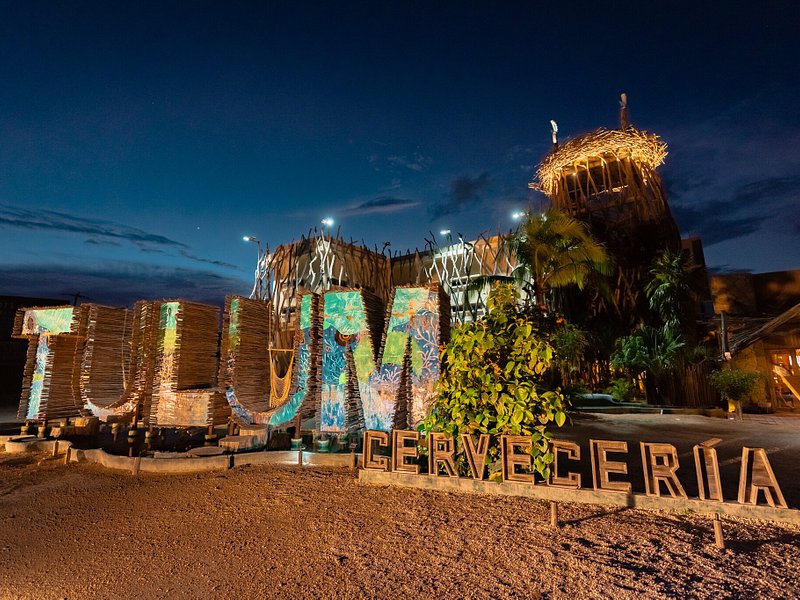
[738,447,787,509]
[501,435,534,484]
[550,439,581,489]
[590,439,631,493]
[363,430,390,471]
[461,433,489,480]
[693,438,723,502]
[392,429,420,474]
[640,442,687,499]
[428,432,458,478]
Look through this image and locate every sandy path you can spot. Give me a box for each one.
[0,453,798,599]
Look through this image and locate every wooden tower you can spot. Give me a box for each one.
[531,95,681,326]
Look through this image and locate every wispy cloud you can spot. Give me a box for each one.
[0,203,240,270]
[368,152,432,173]
[342,196,420,216]
[0,262,250,307]
[659,85,800,265]
[429,172,491,219]
[670,176,800,246]
[178,250,240,270]
[0,204,185,248]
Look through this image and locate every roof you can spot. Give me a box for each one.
[534,127,668,196]
[729,302,800,354]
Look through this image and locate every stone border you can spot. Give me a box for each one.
[4,437,69,455]
[359,469,800,526]
[2,437,358,473]
[66,448,357,473]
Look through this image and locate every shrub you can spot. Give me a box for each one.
[421,285,568,481]
[708,369,761,404]
[604,378,636,402]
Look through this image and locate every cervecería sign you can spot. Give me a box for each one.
[361,430,788,509]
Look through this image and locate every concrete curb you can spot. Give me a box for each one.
[66,448,358,474]
[3,436,359,473]
[359,469,800,526]
[4,437,71,455]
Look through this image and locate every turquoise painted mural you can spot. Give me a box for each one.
[22,307,74,335]
[317,286,444,432]
[21,308,75,420]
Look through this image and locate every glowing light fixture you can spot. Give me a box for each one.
[321,217,334,227]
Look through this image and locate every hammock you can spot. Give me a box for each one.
[269,348,295,408]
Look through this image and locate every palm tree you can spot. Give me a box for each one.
[492,209,612,308]
[611,325,685,403]
[645,249,697,335]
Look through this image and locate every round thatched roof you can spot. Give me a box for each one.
[534,128,667,196]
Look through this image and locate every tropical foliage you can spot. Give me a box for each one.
[611,325,685,403]
[645,249,698,335]
[422,285,568,481]
[550,323,590,387]
[604,378,637,403]
[708,369,761,404]
[472,209,612,309]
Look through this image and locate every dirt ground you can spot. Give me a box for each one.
[0,454,799,599]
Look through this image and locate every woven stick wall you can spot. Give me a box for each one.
[255,231,393,334]
[79,305,131,414]
[148,300,223,427]
[12,305,85,422]
[423,234,515,324]
[219,295,271,415]
[114,300,161,422]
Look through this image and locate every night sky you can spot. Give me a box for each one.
[1,1,798,306]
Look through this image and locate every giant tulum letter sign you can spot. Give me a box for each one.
[12,285,448,431]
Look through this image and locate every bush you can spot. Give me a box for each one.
[604,378,636,402]
[421,285,568,481]
[708,369,761,404]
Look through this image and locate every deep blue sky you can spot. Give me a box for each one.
[1,1,798,306]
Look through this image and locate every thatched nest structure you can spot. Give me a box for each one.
[533,127,667,196]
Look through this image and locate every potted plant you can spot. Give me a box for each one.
[708,368,761,420]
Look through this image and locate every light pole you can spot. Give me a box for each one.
[439,229,452,244]
[243,235,264,300]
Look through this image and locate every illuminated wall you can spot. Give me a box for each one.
[14,307,78,421]
[268,285,448,433]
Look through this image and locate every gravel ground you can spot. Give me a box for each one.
[0,453,799,599]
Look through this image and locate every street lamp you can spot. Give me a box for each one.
[243,235,264,300]
[511,211,526,221]
[439,229,452,244]
[321,217,334,228]
[243,235,262,255]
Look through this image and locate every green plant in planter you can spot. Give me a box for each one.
[604,378,636,403]
[708,368,761,418]
[421,285,568,482]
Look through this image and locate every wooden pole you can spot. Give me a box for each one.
[52,440,59,458]
[550,501,559,528]
[713,513,725,549]
[297,445,304,465]
[63,446,71,465]
[294,414,302,439]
